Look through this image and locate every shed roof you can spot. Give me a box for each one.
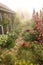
[0,3,14,14]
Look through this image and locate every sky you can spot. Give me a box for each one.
[0,0,43,14]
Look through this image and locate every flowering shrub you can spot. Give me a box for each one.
[22,25,43,45]
[32,9,43,44]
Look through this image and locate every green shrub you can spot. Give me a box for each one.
[0,35,8,48]
[0,32,18,48]
[22,32,36,42]
[6,32,18,48]
[14,27,22,35]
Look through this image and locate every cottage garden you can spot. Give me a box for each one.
[0,9,43,65]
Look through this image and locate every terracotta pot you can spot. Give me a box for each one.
[22,42,30,47]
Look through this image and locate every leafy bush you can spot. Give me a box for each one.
[0,32,18,48]
[6,32,18,48]
[14,26,22,35]
[22,32,36,42]
[0,35,8,48]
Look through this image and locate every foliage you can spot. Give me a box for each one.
[32,9,43,44]
[22,32,36,42]
[6,32,18,48]
[0,14,11,26]
[14,60,35,65]
[22,24,43,44]
[16,42,43,65]
[0,35,8,48]
[0,32,18,48]
[14,14,20,28]
[0,53,36,65]
[14,26,22,35]
[2,16,10,25]
[0,16,11,34]
[29,43,43,65]
[0,54,15,65]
